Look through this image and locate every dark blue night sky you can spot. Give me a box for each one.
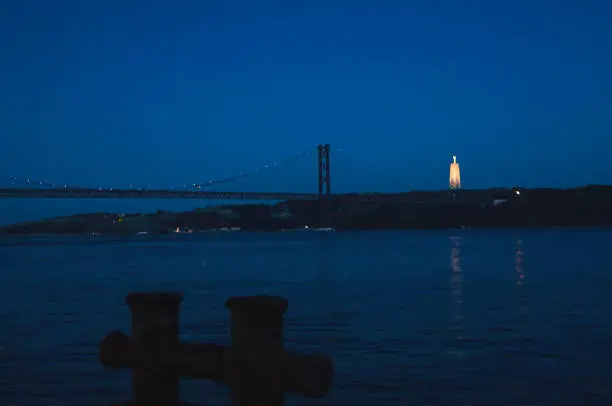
[0,0,611,222]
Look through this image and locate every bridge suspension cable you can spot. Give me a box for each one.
[191,148,314,189]
[0,146,317,191]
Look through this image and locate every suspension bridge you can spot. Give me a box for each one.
[0,144,348,201]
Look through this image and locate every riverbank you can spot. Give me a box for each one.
[1,185,611,235]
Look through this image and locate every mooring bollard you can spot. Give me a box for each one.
[226,295,288,406]
[127,292,182,406]
[100,292,184,406]
[99,292,334,406]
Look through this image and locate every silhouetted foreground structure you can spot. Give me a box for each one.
[99,293,334,406]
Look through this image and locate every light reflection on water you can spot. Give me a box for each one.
[448,235,465,348]
[1,230,612,405]
[515,239,529,320]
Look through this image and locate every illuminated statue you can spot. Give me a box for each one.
[449,155,461,189]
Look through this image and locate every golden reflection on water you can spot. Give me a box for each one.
[449,236,464,341]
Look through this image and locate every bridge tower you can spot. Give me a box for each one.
[317,144,331,199]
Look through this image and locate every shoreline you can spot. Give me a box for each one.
[1,186,611,236]
[1,224,612,238]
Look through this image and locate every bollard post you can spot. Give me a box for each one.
[225,295,288,406]
[100,293,334,405]
[125,292,183,406]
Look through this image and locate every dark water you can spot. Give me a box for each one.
[1,230,612,405]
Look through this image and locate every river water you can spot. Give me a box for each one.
[1,229,611,406]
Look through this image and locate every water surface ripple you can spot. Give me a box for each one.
[1,230,611,405]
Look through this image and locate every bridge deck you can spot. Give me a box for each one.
[0,188,509,203]
[0,188,321,200]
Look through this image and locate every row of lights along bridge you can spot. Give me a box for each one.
[6,146,475,198]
